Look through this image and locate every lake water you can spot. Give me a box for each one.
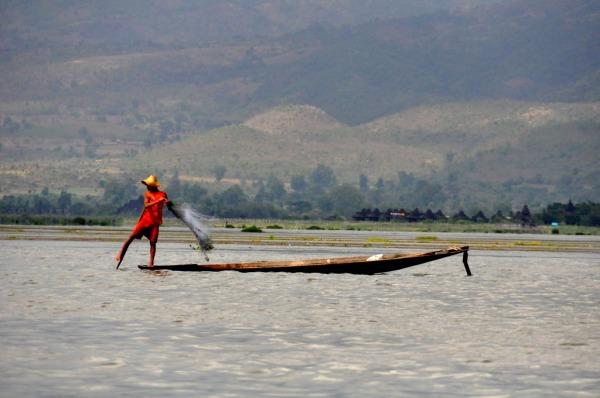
[1,239,599,397]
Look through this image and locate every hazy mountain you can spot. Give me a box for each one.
[0,0,499,57]
[0,0,598,208]
[1,0,598,125]
[258,0,600,123]
[134,100,599,208]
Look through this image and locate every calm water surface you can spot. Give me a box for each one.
[1,240,599,397]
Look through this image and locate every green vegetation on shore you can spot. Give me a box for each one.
[0,214,120,226]
[2,224,599,253]
[1,173,598,234]
[205,219,600,236]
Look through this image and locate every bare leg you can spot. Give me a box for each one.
[148,241,157,267]
[116,235,135,269]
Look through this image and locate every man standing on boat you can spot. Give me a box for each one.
[116,175,171,269]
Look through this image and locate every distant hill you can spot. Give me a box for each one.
[243,105,345,134]
[259,0,600,124]
[139,110,438,182]
[362,101,600,155]
[132,100,599,206]
[1,0,598,126]
[1,96,598,208]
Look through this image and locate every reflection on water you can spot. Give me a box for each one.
[1,240,599,397]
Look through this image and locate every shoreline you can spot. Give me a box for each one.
[2,224,600,253]
[2,217,599,236]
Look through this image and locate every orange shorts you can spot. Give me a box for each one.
[131,223,160,243]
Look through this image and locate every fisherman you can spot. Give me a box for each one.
[115,175,171,268]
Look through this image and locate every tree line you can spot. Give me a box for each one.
[1,163,599,227]
[352,205,549,227]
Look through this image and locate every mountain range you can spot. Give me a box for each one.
[0,0,598,210]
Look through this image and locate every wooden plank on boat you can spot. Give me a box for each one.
[138,246,470,275]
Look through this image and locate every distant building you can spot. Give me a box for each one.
[471,210,489,223]
[452,210,470,221]
[353,207,448,222]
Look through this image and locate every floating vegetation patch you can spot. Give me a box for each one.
[514,241,543,246]
[416,236,439,242]
[241,225,263,233]
[366,237,391,244]
[266,224,283,229]
[307,225,324,230]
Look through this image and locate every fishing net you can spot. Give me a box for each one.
[167,202,214,261]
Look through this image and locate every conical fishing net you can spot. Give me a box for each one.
[168,203,213,261]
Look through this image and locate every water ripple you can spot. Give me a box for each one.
[1,241,599,397]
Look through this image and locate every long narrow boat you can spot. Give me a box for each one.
[138,246,471,275]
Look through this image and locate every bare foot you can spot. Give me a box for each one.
[115,255,123,269]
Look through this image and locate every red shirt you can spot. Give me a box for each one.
[137,190,168,228]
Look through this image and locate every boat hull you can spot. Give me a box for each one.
[138,246,470,275]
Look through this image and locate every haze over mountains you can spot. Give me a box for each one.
[1,1,501,51]
[0,0,598,211]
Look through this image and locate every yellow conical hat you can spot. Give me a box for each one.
[141,175,160,187]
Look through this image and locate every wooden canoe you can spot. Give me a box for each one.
[138,246,471,275]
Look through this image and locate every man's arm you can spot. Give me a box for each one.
[164,192,173,207]
[144,192,169,208]
[144,198,167,208]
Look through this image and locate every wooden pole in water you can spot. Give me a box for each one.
[463,250,472,276]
